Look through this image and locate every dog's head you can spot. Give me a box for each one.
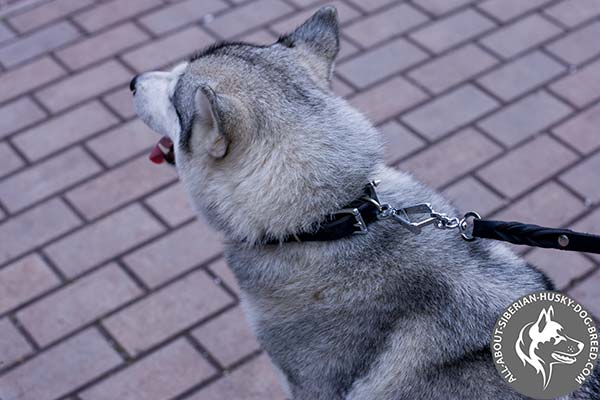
[131,7,383,244]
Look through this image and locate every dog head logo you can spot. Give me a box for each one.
[515,306,584,389]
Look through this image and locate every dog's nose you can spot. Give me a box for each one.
[129,75,139,93]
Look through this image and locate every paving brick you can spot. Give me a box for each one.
[74,0,163,32]
[480,14,562,59]
[400,128,501,188]
[86,119,157,167]
[412,0,476,15]
[377,121,425,164]
[0,328,122,400]
[104,269,233,355]
[477,51,564,101]
[207,258,240,295]
[80,338,216,400]
[410,9,495,54]
[144,181,196,227]
[477,135,578,198]
[332,77,355,98]
[478,0,553,22]
[237,29,278,45]
[553,103,600,154]
[402,85,498,140]
[442,176,505,216]
[408,44,498,94]
[0,318,32,369]
[66,155,177,219]
[8,0,94,33]
[191,354,286,400]
[560,152,600,204]
[0,147,102,213]
[270,1,361,35]
[573,207,600,262]
[18,263,142,346]
[56,23,149,70]
[543,0,600,28]
[0,57,65,103]
[0,21,79,68]
[13,101,118,161]
[338,39,427,89]
[477,91,572,147]
[349,77,427,124]
[0,97,46,140]
[35,60,131,114]
[0,22,15,44]
[45,204,164,277]
[193,307,260,367]
[208,0,293,39]
[337,37,360,61]
[0,142,25,177]
[0,199,81,265]
[569,268,600,318]
[550,58,600,108]
[102,87,135,119]
[124,220,222,288]
[344,0,395,12]
[493,182,585,227]
[139,0,228,35]
[122,26,214,73]
[526,248,595,289]
[344,3,429,47]
[546,21,600,66]
[0,254,60,315]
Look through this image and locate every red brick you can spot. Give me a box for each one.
[550,58,600,108]
[191,354,286,400]
[86,119,157,167]
[56,23,149,70]
[8,0,94,33]
[377,121,425,164]
[478,0,553,22]
[560,152,600,204]
[553,103,600,155]
[207,258,240,295]
[349,77,428,124]
[546,21,600,66]
[74,0,163,33]
[270,1,361,35]
[0,57,65,103]
[124,220,222,288]
[0,328,122,400]
[408,44,498,94]
[412,0,476,15]
[410,9,495,53]
[526,248,595,289]
[192,307,260,366]
[208,0,293,39]
[0,97,46,139]
[337,39,428,89]
[400,128,502,188]
[344,3,429,47]
[122,26,214,73]
[344,0,395,12]
[80,338,216,400]
[0,199,81,264]
[0,147,102,213]
[480,14,562,59]
[477,91,572,147]
[45,204,164,277]
[66,155,177,219]
[144,181,196,227]
[0,254,60,314]
[569,269,600,318]
[13,101,118,161]
[442,176,505,216]
[18,263,142,346]
[477,51,565,101]
[103,269,233,355]
[139,0,228,35]
[0,21,80,68]
[544,0,600,27]
[0,318,32,369]
[0,142,25,177]
[35,60,131,113]
[477,135,578,198]
[402,85,498,140]
[102,87,135,119]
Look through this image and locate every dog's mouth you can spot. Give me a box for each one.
[552,351,578,364]
[149,136,175,165]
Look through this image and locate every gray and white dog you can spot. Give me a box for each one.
[131,7,599,399]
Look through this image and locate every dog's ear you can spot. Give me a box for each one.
[535,307,552,333]
[194,84,236,158]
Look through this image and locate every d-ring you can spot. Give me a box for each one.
[459,211,481,241]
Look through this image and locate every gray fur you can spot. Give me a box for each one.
[132,7,599,399]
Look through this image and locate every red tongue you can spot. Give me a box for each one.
[149,136,173,164]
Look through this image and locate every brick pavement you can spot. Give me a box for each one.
[0,0,599,399]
